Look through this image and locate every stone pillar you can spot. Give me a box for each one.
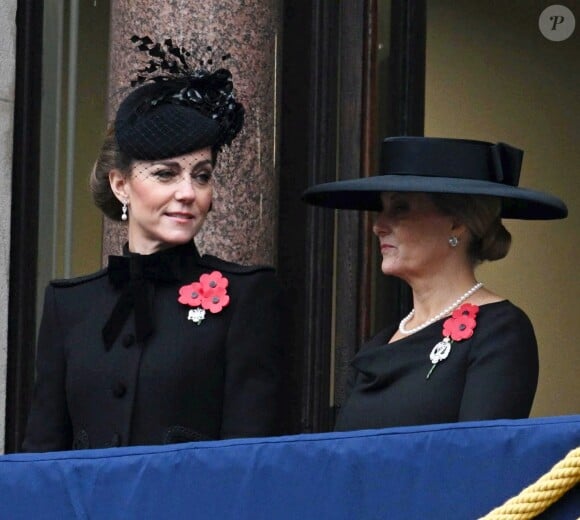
[0,0,17,453]
[105,0,281,266]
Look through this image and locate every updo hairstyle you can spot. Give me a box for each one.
[430,193,511,264]
[89,126,133,221]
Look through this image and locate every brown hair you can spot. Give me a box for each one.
[89,126,133,221]
[429,193,511,265]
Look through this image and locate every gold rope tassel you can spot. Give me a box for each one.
[479,446,580,519]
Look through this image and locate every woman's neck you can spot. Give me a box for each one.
[126,239,193,255]
[405,267,479,325]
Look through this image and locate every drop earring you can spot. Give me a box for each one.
[448,236,459,248]
[121,201,128,221]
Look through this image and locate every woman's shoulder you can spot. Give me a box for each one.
[478,299,533,325]
[49,268,109,289]
[198,254,276,278]
[473,300,537,352]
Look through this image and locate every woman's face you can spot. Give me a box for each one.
[373,192,462,281]
[110,147,214,254]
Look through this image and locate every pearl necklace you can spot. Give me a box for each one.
[398,282,484,335]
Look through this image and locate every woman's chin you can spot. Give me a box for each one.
[165,234,196,245]
[380,262,403,278]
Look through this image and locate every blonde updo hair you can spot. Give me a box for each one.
[429,193,511,265]
[89,126,133,221]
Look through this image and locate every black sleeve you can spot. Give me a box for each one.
[220,270,284,438]
[21,285,72,452]
[458,305,539,421]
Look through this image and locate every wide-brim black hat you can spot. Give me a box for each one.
[302,137,568,220]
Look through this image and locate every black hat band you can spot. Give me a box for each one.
[381,138,522,187]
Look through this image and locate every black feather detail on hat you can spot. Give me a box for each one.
[115,36,245,160]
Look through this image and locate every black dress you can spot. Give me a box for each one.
[23,241,284,452]
[334,301,538,431]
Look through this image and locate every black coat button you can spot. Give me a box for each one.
[112,382,127,398]
[122,334,135,348]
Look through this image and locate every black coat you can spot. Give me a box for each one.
[22,242,284,452]
[334,301,538,431]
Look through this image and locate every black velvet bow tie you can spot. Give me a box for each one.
[102,244,195,350]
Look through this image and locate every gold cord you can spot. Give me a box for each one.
[479,446,580,519]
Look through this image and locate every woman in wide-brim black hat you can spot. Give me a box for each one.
[23,37,284,452]
[303,136,567,431]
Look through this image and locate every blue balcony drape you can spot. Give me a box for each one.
[1,415,579,519]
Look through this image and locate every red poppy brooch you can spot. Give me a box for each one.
[426,303,479,379]
[178,271,230,325]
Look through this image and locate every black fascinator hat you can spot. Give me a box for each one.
[114,36,245,161]
[302,137,568,220]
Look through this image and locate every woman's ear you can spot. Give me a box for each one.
[109,169,129,203]
[450,218,468,240]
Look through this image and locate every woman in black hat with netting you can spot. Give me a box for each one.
[303,136,567,431]
[22,38,283,451]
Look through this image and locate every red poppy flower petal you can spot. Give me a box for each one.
[215,274,228,289]
[443,311,477,341]
[452,303,480,320]
[178,282,205,306]
[179,272,229,314]
[199,272,226,292]
[465,303,480,314]
[442,317,455,336]
[452,309,466,319]
[202,294,231,313]
[453,315,475,328]
[449,328,473,341]
[204,286,227,298]
[205,302,220,313]
[460,316,476,328]
[178,294,193,306]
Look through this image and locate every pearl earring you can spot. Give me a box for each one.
[121,201,128,221]
[448,236,459,248]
